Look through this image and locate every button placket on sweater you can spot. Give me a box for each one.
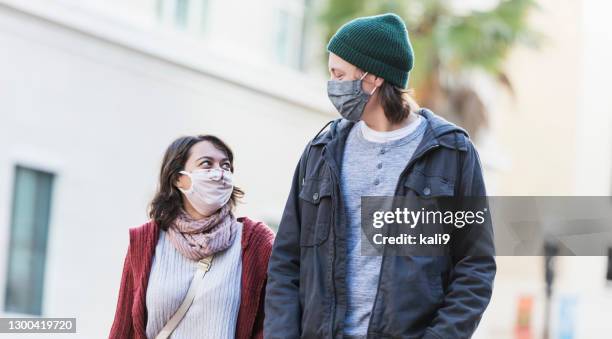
[374,146,388,186]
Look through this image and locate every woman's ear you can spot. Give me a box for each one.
[374,77,385,88]
[175,173,191,191]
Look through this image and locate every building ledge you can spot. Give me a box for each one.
[0,0,335,115]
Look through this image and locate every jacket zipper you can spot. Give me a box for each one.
[364,143,440,337]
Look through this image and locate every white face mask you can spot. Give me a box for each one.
[178,168,234,216]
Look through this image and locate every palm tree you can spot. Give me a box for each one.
[319,0,540,138]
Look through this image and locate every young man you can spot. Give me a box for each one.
[265,13,495,339]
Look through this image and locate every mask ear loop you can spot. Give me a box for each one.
[360,72,378,95]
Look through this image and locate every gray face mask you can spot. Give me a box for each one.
[327,72,377,122]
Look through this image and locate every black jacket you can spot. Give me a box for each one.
[265,109,496,339]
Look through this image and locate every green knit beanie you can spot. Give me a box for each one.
[327,13,414,88]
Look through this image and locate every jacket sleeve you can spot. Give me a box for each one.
[109,246,135,339]
[264,159,304,339]
[423,139,497,339]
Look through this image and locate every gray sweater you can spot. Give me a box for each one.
[340,116,426,337]
[145,222,243,339]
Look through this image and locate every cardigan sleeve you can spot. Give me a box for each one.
[253,223,274,339]
[109,246,135,338]
[251,278,266,339]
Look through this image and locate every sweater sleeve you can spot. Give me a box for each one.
[109,246,135,338]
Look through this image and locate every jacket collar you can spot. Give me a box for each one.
[312,108,469,151]
[310,109,469,180]
[419,108,469,151]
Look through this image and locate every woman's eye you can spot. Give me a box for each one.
[222,163,231,170]
[200,161,212,168]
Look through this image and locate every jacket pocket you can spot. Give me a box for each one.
[298,177,332,246]
[404,171,456,254]
[404,171,455,198]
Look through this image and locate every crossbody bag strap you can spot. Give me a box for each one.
[155,255,214,339]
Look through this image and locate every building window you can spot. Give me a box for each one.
[274,0,308,70]
[157,0,210,34]
[175,0,189,28]
[4,166,54,315]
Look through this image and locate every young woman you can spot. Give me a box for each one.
[110,135,274,339]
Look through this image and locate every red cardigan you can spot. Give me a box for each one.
[109,217,274,339]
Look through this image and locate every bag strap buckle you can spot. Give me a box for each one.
[197,256,213,272]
